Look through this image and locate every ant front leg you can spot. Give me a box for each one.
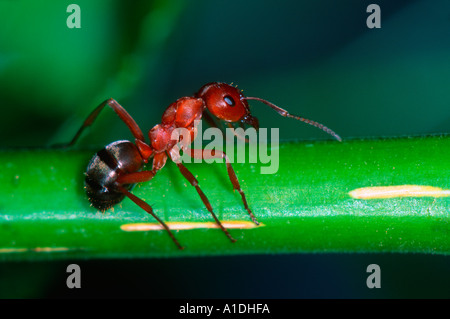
[66,98,146,147]
[169,147,237,243]
[186,148,259,225]
[202,111,220,130]
[225,122,251,143]
[203,111,249,143]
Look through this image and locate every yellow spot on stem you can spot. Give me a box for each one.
[349,185,450,199]
[32,247,70,252]
[0,248,27,253]
[121,220,264,232]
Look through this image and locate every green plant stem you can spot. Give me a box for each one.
[0,135,449,261]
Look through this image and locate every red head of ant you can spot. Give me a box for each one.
[67,81,342,250]
[196,82,259,130]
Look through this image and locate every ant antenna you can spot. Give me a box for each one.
[244,97,342,142]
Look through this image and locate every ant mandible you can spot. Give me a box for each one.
[67,82,342,250]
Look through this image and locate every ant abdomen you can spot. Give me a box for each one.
[84,140,144,211]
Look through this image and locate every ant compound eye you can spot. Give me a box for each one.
[223,95,235,107]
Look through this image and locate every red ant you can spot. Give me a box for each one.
[67,82,341,249]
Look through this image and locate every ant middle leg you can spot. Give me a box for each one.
[186,148,259,225]
[169,148,237,243]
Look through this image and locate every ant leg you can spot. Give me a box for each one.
[116,170,155,185]
[202,110,220,129]
[203,111,232,137]
[187,148,259,225]
[66,98,145,147]
[204,111,248,143]
[115,152,167,186]
[225,122,251,143]
[116,154,182,249]
[115,172,183,250]
[169,149,236,243]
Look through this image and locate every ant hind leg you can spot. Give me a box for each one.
[117,183,184,250]
[58,98,146,148]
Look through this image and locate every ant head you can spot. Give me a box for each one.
[196,82,259,130]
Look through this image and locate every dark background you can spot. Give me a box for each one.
[0,0,449,298]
